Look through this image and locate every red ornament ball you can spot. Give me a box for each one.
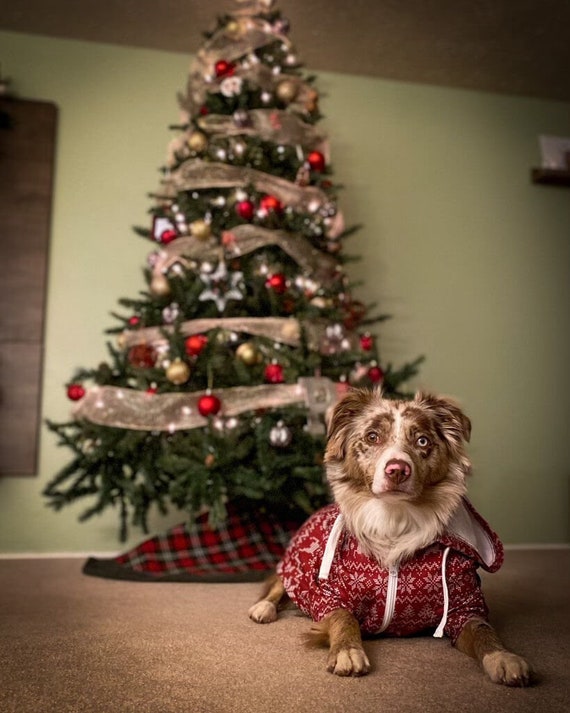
[264,363,284,384]
[185,334,208,357]
[236,199,255,221]
[128,344,157,368]
[260,194,283,213]
[215,60,236,78]
[307,150,326,172]
[128,315,141,327]
[265,273,287,294]
[343,300,367,330]
[67,384,85,401]
[159,228,178,245]
[198,393,222,417]
[368,365,384,383]
[360,333,373,351]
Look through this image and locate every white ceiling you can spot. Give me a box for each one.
[1,0,569,102]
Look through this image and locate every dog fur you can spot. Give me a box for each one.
[248,388,532,685]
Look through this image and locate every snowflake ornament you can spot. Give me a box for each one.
[198,260,244,311]
[162,302,180,324]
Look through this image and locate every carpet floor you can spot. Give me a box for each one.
[0,549,568,713]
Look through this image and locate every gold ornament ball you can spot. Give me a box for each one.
[150,273,171,296]
[276,79,298,103]
[187,130,208,153]
[166,358,191,385]
[225,20,240,38]
[216,329,236,344]
[190,219,212,241]
[236,341,261,366]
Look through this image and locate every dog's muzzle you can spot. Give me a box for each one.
[372,453,414,494]
[384,459,411,485]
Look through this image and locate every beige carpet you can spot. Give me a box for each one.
[1,549,569,713]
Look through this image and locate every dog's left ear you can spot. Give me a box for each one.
[414,391,472,446]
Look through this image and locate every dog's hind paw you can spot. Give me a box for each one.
[327,646,370,677]
[482,651,531,687]
[248,600,278,623]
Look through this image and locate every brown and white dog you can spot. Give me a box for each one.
[248,389,531,685]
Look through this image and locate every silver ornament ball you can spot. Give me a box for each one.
[269,421,293,448]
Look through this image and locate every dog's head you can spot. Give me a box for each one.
[324,388,472,507]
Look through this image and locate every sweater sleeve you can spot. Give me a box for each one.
[444,553,489,644]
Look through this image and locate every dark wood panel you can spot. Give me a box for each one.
[0,344,44,474]
[0,98,57,475]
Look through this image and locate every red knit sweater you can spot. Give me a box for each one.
[277,499,503,644]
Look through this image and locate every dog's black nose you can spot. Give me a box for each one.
[384,459,411,484]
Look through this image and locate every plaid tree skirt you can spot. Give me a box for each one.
[83,504,305,582]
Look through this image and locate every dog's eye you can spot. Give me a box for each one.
[365,431,379,444]
[416,435,430,448]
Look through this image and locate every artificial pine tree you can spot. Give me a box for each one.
[45,0,422,544]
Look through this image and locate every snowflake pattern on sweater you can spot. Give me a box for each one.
[277,500,503,644]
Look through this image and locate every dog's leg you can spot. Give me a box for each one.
[248,573,289,623]
[307,608,370,677]
[455,618,531,686]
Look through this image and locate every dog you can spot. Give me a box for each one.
[248,388,531,685]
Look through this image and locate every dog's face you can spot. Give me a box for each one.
[324,389,472,505]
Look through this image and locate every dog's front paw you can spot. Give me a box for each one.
[248,600,278,624]
[327,646,370,677]
[482,651,531,687]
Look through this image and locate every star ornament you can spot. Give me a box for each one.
[198,261,244,311]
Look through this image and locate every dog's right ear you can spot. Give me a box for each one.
[325,388,378,461]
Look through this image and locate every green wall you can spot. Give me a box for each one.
[0,31,568,553]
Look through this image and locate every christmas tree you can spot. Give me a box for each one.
[45,0,422,543]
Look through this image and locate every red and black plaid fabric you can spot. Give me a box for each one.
[82,504,305,582]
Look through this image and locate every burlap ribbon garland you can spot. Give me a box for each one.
[120,315,361,355]
[122,316,298,349]
[160,160,344,238]
[231,0,276,16]
[197,109,329,159]
[151,224,338,283]
[73,376,341,433]
[198,14,290,68]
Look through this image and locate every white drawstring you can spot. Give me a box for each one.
[318,514,344,580]
[433,546,451,638]
[319,520,452,639]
